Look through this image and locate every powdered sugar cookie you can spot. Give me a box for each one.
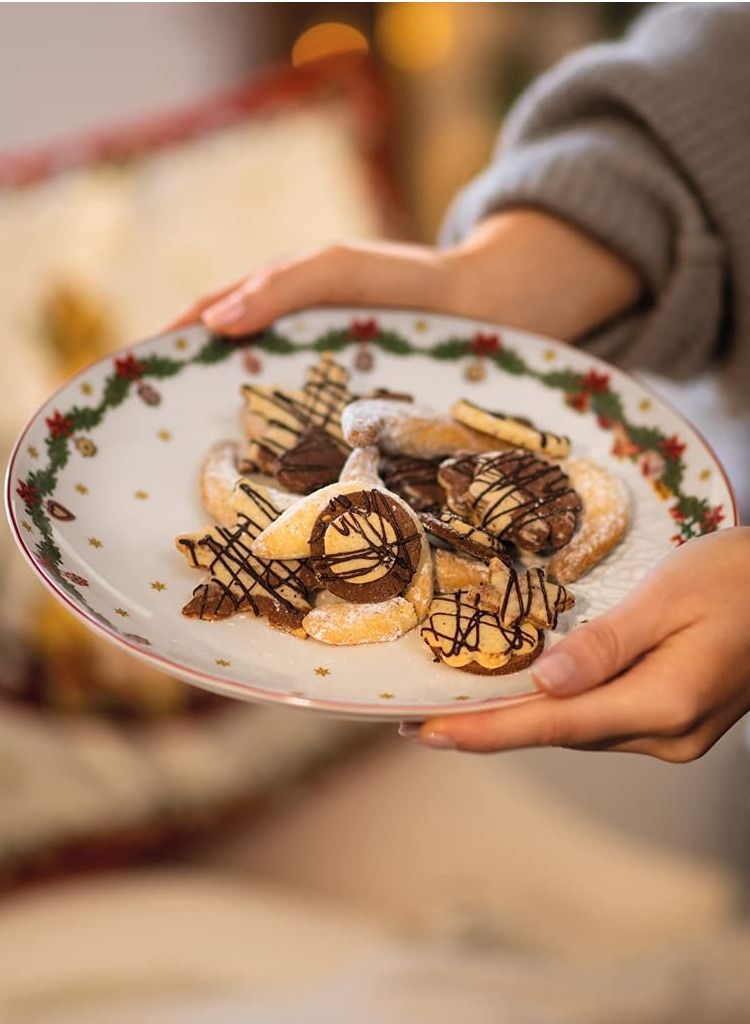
[547,458,630,583]
[339,445,384,487]
[303,596,418,646]
[200,441,298,526]
[341,398,500,459]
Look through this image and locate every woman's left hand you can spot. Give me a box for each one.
[401,527,750,762]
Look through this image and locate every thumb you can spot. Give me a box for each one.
[531,593,666,698]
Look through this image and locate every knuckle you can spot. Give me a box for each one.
[659,697,702,738]
[655,735,708,764]
[315,243,351,268]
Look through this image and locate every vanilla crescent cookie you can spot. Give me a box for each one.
[341,398,502,459]
[176,480,312,636]
[339,445,384,487]
[546,458,630,583]
[200,440,298,526]
[303,596,418,646]
[452,399,571,458]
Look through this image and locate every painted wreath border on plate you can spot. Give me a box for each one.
[14,318,726,641]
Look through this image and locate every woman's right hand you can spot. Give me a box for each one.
[166,210,642,341]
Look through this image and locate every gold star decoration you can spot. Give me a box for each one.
[314,666,331,677]
[174,337,188,351]
[150,581,166,591]
[700,468,711,481]
[414,319,429,333]
[157,430,172,442]
[27,445,39,459]
[454,695,470,701]
[88,537,103,548]
[134,490,149,500]
[638,398,651,412]
[75,483,89,495]
[379,691,395,700]
[21,520,32,532]
[215,658,231,667]
[115,607,129,617]
[543,349,556,362]
[81,382,93,396]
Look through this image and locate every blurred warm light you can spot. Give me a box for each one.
[376,3,454,72]
[291,22,369,67]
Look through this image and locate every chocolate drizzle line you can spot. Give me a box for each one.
[460,400,570,452]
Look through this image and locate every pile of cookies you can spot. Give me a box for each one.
[175,353,629,675]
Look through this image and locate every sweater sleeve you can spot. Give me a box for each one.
[441,3,750,380]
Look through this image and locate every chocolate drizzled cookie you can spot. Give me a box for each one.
[177,481,313,633]
[419,509,511,565]
[421,558,572,674]
[242,353,353,484]
[380,454,446,512]
[421,589,544,675]
[308,489,422,603]
[274,425,348,494]
[440,450,581,553]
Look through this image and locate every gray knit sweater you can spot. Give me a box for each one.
[442,3,750,405]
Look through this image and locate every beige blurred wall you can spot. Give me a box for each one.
[0,3,265,152]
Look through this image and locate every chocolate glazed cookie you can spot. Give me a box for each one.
[308,489,422,603]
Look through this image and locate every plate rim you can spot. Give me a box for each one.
[4,309,739,720]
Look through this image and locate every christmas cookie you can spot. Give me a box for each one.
[308,489,422,603]
[379,454,446,512]
[341,398,500,459]
[452,399,571,458]
[303,596,418,646]
[419,508,510,563]
[433,549,489,591]
[546,458,629,583]
[242,352,352,480]
[421,589,545,675]
[176,480,313,636]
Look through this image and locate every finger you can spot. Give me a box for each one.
[414,638,702,754]
[530,584,676,698]
[201,243,447,336]
[162,277,247,332]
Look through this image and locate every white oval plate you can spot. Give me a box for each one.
[5,309,737,720]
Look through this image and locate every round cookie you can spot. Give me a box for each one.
[309,489,422,603]
[421,588,545,675]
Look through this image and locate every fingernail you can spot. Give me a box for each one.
[420,731,456,750]
[398,722,422,739]
[531,650,576,694]
[203,299,245,328]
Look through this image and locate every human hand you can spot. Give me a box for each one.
[401,528,750,763]
[166,210,642,342]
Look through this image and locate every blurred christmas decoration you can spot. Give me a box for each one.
[376,3,453,72]
[40,283,116,377]
[292,22,369,67]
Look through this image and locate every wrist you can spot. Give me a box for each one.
[445,208,644,341]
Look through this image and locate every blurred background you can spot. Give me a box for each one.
[1,4,749,1022]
